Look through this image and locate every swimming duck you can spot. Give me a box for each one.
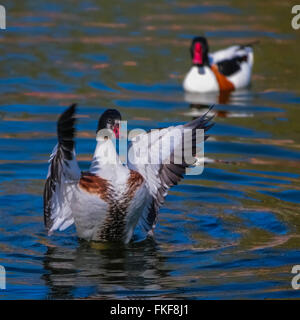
[43,104,213,244]
[183,36,254,93]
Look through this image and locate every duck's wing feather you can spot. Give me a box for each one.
[210,44,254,64]
[216,55,248,77]
[210,44,254,77]
[128,108,214,233]
[43,104,81,235]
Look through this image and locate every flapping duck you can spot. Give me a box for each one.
[44,104,213,243]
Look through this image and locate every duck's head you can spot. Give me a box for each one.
[190,36,209,67]
[97,109,122,139]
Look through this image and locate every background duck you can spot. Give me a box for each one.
[183,36,255,93]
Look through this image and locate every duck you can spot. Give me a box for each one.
[43,104,214,244]
[183,36,255,93]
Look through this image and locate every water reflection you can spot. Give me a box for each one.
[184,89,256,119]
[184,88,254,105]
[43,239,169,299]
[184,90,233,105]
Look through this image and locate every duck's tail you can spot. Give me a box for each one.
[239,40,260,49]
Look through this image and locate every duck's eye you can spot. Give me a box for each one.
[107,119,112,123]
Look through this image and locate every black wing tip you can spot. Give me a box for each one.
[202,105,215,134]
[57,104,78,128]
[68,103,77,114]
[58,103,77,122]
[205,104,215,119]
[57,103,78,158]
[184,104,215,131]
[67,103,77,111]
[204,105,215,128]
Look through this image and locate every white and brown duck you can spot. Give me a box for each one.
[183,36,255,93]
[43,104,213,244]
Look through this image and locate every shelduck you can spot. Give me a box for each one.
[43,104,213,244]
[183,36,254,93]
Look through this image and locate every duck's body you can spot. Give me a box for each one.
[75,167,147,243]
[183,37,254,93]
[43,104,213,244]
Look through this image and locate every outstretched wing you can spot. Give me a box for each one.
[127,108,214,234]
[43,104,81,235]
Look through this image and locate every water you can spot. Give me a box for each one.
[0,0,300,299]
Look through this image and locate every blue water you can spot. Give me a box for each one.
[0,0,300,299]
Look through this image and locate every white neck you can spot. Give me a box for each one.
[90,138,121,174]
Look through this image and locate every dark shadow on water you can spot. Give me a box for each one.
[42,238,170,299]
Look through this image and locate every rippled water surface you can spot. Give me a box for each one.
[1,0,300,299]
